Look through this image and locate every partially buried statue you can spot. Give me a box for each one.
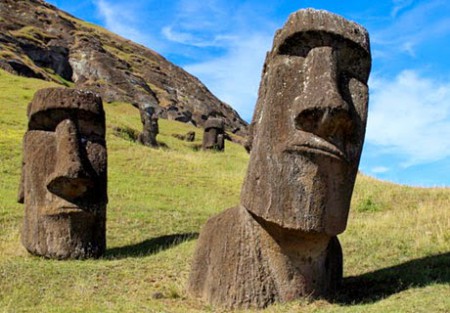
[188,9,371,308]
[138,104,159,147]
[18,88,107,259]
[202,117,225,151]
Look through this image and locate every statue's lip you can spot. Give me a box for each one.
[284,134,348,163]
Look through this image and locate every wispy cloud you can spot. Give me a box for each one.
[367,70,450,167]
[161,26,237,48]
[94,0,167,52]
[391,0,414,17]
[160,0,279,121]
[161,0,234,48]
[184,34,273,121]
[175,0,229,31]
[371,0,450,57]
[371,166,390,174]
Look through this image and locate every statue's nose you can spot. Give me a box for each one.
[294,46,354,140]
[46,119,94,201]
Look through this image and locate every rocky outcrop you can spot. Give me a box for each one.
[0,0,247,135]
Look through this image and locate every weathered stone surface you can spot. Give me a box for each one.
[202,117,225,151]
[18,87,107,259]
[185,131,196,142]
[137,104,159,147]
[188,9,371,308]
[172,131,196,142]
[0,0,248,136]
[189,206,343,308]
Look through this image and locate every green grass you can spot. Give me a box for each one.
[0,69,449,312]
[9,26,57,46]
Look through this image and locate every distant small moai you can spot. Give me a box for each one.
[18,88,108,259]
[202,117,225,151]
[185,131,195,142]
[172,131,196,142]
[188,9,371,309]
[138,104,159,147]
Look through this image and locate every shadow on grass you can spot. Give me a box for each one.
[105,232,198,259]
[333,252,450,305]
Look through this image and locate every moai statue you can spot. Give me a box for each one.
[202,117,225,151]
[188,9,371,309]
[18,88,107,259]
[185,131,196,142]
[138,104,159,147]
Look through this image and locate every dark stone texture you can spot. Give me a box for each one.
[189,206,343,308]
[19,87,107,259]
[137,104,159,147]
[202,117,225,151]
[188,9,371,309]
[185,131,196,142]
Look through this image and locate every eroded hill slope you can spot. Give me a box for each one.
[0,0,247,135]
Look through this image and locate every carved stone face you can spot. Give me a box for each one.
[202,117,225,151]
[141,106,159,134]
[19,88,107,258]
[241,10,371,236]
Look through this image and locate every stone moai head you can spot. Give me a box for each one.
[18,88,107,259]
[202,117,225,151]
[138,104,159,147]
[185,131,195,142]
[241,9,371,236]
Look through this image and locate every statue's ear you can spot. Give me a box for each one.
[18,160,24,204]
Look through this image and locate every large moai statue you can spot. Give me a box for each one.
[138,104,159,147]
[18,88,108,259]
[202,117,225,151]
[188,9,371,309]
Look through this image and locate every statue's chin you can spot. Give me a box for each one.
[243,150,353,235]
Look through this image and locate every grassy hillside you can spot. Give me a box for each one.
[0,69,449,312]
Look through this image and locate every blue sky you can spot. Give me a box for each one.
[45,0,450,187]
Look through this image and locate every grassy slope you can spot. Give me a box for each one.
[0,69,448,312]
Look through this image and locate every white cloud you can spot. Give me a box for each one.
[161,0,231,46]
[372,0,450,57]
[400,41,416,57]
[367,70,450,167]
[160,0,279,121]
[174,0,230,31]
[95,0,139,39]
[184,34,272,121]
[371,166,390,174]
[161,26,193,45]
[162,26,237,48]
[94,0,166,52]
[391,0,414,17]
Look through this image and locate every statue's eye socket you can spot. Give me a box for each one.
[28,110,73,131]
[337,50,371,83]
[28,109,105,137]
[276,31,371,83]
